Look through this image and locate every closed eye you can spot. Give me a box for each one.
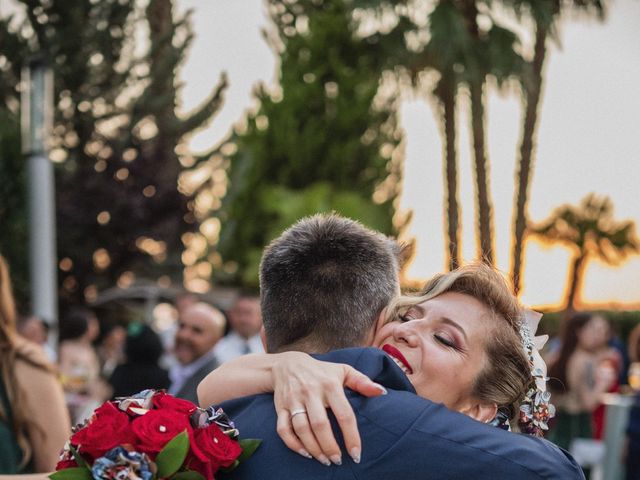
[434,334,459,350]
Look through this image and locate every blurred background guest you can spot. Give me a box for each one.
[109,323,170,398]
[547,312,620,477]
[169,303,225,404]
[158,291,200,371]
[16,315,56,363]
[626,327,640,480]
[629,323,640,366]
[175,291,199,316]
[95,320,126,379]
[213,294,263,364]
[590,315,623,440]
[0,255,70,473]
[57,308,109,424]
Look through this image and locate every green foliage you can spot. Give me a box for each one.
[0,108,30,308]
[237,438,262,463]
[213,0,405,287]
[172,471,205,480]
[156,431,189,478]
[48,467,92,480]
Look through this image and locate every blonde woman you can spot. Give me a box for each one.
[0,255,70,473]
[199,264,555,466]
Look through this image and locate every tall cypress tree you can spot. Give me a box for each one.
[0,0,226,308]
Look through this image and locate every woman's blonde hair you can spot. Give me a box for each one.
[387,263,532,422]
[0,254,51,468]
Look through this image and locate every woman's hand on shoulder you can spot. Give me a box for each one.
[271,352,387,466]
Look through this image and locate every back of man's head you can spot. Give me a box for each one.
[260,214,401,353]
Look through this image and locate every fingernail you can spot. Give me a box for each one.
[376,384,388,395]
[350,447,361,464]
[298,449,312,459]
[330,454,342,465]
[318,455,331,466]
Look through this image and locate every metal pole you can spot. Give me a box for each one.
[21,57,58,341]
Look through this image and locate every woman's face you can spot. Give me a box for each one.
[577,315,609,351]
[373,291,497,411]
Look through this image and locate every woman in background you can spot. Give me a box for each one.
[0,255,70,473]
[57,308,109,423]
[109,323,170,398]
[547,312,619,477]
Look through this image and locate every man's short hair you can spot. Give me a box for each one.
[259,213,402,352]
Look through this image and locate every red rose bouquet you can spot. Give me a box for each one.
[52,390,260,480]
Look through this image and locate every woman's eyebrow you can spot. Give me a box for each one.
[440,317,468,341]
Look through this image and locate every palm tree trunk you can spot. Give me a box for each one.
[565,252,586,313]
[469,80,494,265]
[510,22,548,295]
[441,82,460,271]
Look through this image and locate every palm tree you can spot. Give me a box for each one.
[459,6,523,265]
[435,75,462,270]
[530,194,638,311]
[510,0,605,295]
[411,0,472,270]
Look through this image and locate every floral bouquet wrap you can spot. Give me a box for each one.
[52,390,260,480]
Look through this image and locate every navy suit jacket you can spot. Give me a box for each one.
[219,348,583,479]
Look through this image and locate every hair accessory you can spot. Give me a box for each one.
[518,309,556,436]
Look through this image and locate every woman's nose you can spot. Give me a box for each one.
[392,321,420,347]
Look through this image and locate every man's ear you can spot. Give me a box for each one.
[372,307,388,343]
[259,325,268,352]
[374,308,389,334]
[460,400,498,424]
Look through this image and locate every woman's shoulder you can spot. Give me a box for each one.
[14,355,65,412]
[566,351,595,381]
[567,350,590,367]
[14,338,53,370]
[59,340,99,363]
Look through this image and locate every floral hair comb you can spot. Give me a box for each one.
[518,309,556,436]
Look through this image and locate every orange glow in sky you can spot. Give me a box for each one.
[179,0,640,309]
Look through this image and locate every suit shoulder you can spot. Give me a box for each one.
[354,394,582,478]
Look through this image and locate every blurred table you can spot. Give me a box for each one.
[602,393,634,480]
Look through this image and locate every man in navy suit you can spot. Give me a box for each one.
[214,214,583,479]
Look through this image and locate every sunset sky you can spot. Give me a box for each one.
[179,0,640,309]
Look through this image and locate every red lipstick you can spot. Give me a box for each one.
[382,344,413,374]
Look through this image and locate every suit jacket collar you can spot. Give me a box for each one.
[173,354,219,404]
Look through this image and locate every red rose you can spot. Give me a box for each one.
[71,402,135,460]
[132,408,192,455]
[192,424,242,470]
[184,452,214,480]
[55,459,78,470]
[152,391,198,415]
